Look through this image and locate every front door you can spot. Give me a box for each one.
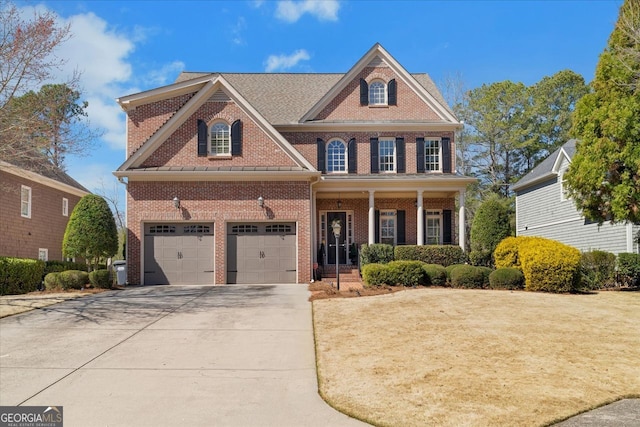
[326,211,347,265]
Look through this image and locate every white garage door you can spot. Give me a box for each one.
[227,223,296,284]
[144,223,214,285]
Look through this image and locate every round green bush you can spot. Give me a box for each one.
[477,266,493,288]
[57,270,89,290]
[423,264,447,286]
[489,268,524,290]
[44,272,61,290]
[386,261,427,287]
[445,264,465,280]
[450,265,486,289]
[362,263,389,287]
[89,269,111,289]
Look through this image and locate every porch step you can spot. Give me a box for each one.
[321,266,361,282]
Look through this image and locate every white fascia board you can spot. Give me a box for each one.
[116,75,214,111]
[551,148,571,174]
[113,170,320,182]
[0,161,89,197]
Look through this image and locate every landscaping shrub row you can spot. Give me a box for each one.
[0,256,46,295]
[360,244,467,268]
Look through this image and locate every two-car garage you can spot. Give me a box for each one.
[143,222,297,285]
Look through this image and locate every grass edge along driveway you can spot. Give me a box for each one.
[313,288,640,427]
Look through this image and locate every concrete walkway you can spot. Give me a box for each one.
[0,285,367,426]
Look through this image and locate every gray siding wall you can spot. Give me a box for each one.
[516,160,638,255]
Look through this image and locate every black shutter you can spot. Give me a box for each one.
[388,79,397,106]
[348,138,357,174]
[397,210,405,245]
[396,137,405,173]
[443,209,453,245]
[442,137,451,173]
[317,138,326,173]
[231,119,242,155]
[416,137,425,173]
[370,137,379,174]
[360,78,369,106]
[375,210,380,243]
[197,119,208,157]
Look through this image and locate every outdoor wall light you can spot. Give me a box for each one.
[337,199,342,209]
[172,196,180,210]
[258,196,264,208]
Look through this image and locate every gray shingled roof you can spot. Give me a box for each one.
[512,139,577,192]
[2,157,90,192]
[175,71,453,125]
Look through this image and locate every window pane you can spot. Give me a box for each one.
[379,139,395,172]
[327,140,346,172]
[425,139,440,171]
[21,186,31,217]
[369,81,386,105]
[210,122,230,155]
[426,213,441,244]
[380,210,396,245]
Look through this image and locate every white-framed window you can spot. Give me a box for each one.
[21,185,31,218]
[327,139,347,173]
[380,209,396,245]
[62,197,69,216]
[38,248,48,261]
[425,138,442,172]
[425,210,442,245]
[209,121,230,155]
[379,138,396,172]
[369,80,386,105]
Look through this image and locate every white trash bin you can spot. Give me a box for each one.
[113,260,127,285]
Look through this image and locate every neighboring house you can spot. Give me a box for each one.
[513,139,639,255]
[0,159,90,261]
[114,43,475,286]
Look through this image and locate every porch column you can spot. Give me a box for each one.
[459,189,466,250]
[416,190,424,245]
[368,190,375,244]
[311,190,317,265]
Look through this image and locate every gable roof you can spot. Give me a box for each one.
[116,75,316,172]
[0,159,90,197]
[512,139,577,192]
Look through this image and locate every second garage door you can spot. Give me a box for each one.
[227,223,296,284]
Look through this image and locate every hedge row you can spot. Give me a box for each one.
[0,257,46,295]
[360,244,467,268]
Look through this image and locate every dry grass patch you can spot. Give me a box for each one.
[313,288,640,426]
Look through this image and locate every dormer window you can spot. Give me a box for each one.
[369,81,386,105]
[210,121,230,156]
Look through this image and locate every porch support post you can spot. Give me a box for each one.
[368,190,375,244]
[417,190,424,245]
[459,189,466,250]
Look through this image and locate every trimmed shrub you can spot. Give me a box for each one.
[445,264,465,281]
[580,250,617,290]
[489,268,525,290]
[57,270,89,290]
[45,260,88,275]
[44,272,61,290]
[89,269,111,289]
[394,245,467,267]
[477,266,493,288]
[495,236,581,293]
[360,244,394,267]
[470,198,512,266]
[362,263,390,287]
[450,265,486,289]
[0,257,46,295]
[423,264,447,286]
[386,261,427,287]
[618,253,640,286]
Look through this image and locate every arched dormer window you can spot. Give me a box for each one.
[210,121,230,155]
[369,80,386,105]
[327,139,347,173]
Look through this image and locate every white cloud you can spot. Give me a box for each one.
[265,49,311,72]
[143,61,186,87]
[231,17,247,46]
[275,0,340,23]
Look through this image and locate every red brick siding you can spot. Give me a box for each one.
[140,102,298,168]
[0,171,83,260]
[283,131,455,174]
[126,180,311,285]
[314,67,442,122]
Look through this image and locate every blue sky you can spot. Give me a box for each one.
[17,0,622,203]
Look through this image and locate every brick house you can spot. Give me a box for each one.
[114,44,475,285]
[0,160,89,261]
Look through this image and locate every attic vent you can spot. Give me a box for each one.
[208,89,231,102]
[367,56,388,68]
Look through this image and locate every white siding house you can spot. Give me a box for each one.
[513,140,639,255]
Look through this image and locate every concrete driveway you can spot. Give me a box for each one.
[0,285,367,426]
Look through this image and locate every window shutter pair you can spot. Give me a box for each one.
[197,119,242,156]
[372,210,405,244]
[360,78,397,106]
[370,137,404,173]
